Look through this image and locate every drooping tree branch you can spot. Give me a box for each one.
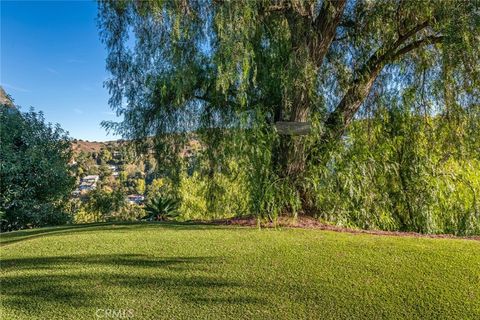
[323,25,444,143]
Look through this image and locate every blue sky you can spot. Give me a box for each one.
[1,0,121,141]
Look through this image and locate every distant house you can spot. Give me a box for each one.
[82,175,99,184]
[127,194,145,205]
[79,183,96,191]
[76,175,99,193]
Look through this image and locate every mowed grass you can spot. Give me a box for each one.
[1,223,479,319]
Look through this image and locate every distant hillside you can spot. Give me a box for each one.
[71,140,105,154]
[71,136,201,156]
[70,140,123,155]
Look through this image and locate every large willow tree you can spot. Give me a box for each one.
[98,0,479,226]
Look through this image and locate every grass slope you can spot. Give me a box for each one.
[1,222,479,319]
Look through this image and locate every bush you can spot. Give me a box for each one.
[0,106,75,231]
[84,189,126,222]
[144,196,179,221]
[108,204,146,222]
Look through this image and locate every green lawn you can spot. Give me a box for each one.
[1,222,479,319]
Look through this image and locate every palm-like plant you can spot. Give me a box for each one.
[143,196,179,221]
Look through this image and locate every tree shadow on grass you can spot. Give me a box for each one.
[0,222,236,246]
[0,254,267,316]
[1,254,212,271]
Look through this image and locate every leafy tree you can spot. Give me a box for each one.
[113,203,146,221]
[99,148,112,164]
[135,178,146,195]
[76,151,99,176]
[98,1,479,221]
[119,170,128,183]
[0,106,75,231]
[147,178,165,199]
[144,155,158,183]
[85,188,126,222]
[99,164,113,180]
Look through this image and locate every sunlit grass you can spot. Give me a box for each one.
[1,222,479,319]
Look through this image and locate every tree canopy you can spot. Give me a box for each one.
[99,0,478,135]
[98,0,480,233]
[0,106,75,231]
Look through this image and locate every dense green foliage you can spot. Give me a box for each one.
[0,106,75,231]
[83,189,127,222]
[1,223,479,319]
[71,190,146,223]
[144,195,179,221]
[73,201,145,224]
[312,103,480,234]
[98,0,480,234]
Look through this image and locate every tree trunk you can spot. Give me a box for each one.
[282,0,346,172]
[276,92,310,178]
[273,89,312,214]
[269,4,440,215]
[272,0,347,214]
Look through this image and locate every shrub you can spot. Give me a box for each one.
[0,106,75,231]
[144,196,179,221]
[108,204,146,222]
[84,189,126,222]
